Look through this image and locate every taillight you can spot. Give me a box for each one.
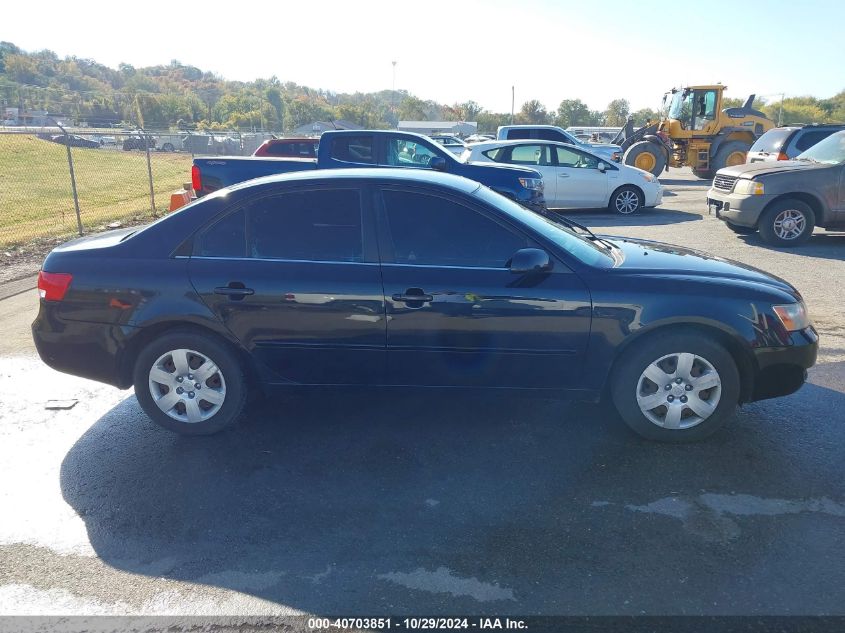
[38,271,73,301]
[191,164,202,192]
[777,152,789,161]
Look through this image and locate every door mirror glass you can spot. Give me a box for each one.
[508,248,552,274]
[429,156,447,171]
[597,161,607,172]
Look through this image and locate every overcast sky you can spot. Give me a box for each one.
[3,0,844,113]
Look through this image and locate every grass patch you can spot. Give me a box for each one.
[0,134,192,247]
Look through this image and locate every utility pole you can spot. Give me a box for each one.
[778,93,785,126]
[510,85,515,124]
[392,61,397,126]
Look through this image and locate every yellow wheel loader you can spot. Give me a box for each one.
[614,85,774,179]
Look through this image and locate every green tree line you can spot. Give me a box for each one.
[2,43,842,132]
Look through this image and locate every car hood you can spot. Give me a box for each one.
[603,236,798,295]
[585,142,622,153]
[717,160,826,179]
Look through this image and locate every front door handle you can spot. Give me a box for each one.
[392,288,433,304]
[214,282,254,299]
[558,173,570,178]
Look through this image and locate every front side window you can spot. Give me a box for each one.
[794,130,833,152]
[386,139,441,167]
[329,135,374,164]
[798,131,845,165]
[382,190,529,268]
[195,189,363,262]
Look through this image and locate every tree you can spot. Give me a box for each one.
[603,99,630,126]
[455,100,483,120]
[631,108,659,126]
[554,99,592,128]
[516,99,549,124]
[398,95,427,121]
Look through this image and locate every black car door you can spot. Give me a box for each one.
[376,186,592,390]
[188,185,386,385]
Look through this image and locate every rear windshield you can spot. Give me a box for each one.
[750,128,794,153]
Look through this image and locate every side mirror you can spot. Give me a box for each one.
[429,156,447,171]
[597,162,607,172]
[509,248,553,275]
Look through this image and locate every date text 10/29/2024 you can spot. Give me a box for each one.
[307,617,528,630]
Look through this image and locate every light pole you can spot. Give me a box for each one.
[392,61,397,126]
[510,85,515,124]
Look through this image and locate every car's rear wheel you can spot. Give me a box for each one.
[133,330,248,435]
[161,142,175,152]
[609,185,644,215]
[610,331,740,442]
[758,199,815,246]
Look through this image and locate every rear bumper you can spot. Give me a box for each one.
[750,326,818,401]
[707,189,771,227]
[32,304,133,389]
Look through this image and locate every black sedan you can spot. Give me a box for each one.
[32,169,818,441]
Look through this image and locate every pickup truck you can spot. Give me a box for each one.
[192,130,546,210]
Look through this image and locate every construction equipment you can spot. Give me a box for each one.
[613,85,774,179]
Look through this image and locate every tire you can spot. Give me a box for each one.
[623,141,666,177]
[758,199,815,246]
[725,222,756,234]
[133,329,248,435]
[709,140,751,174]
[609,185,644,215]
[161,143,175,152]
[610,330,740,442]
[692,167,713,179]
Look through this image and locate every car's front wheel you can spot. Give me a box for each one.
[610,331,740,442]
[133,330,248,435]
[609,186,644,215]
[758,199,815,246]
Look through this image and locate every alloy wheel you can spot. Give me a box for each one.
[615,190,640,214]
[773,209,807,241]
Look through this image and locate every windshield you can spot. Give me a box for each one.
[474,187,615,268]
[667,90,691,121]
[797,130,845,164]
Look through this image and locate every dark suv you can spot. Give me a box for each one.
[746,124,845,163]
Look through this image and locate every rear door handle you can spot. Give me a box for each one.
[558,173,570,178]
[392,288,433,304]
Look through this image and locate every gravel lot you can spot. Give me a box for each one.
[0,168,843,621]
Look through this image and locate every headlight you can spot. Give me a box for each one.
[519,177,543,191]
[640,171,656,182]
[733,179,765,195]
[773,302,811,331]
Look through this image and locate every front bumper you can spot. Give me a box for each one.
[750,326,818,401]
[707,189,771,228]
[644,183,663,208]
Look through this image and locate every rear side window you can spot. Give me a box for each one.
[536,129,566,142]
[510,144,551,166]
[482,147,506,161]
[505,129,532,140]
[329,135,374,164]
[265,142,316,157]
[382,190,529,268]
[750,128,794,152]
[794,130,836,152]
[196,189,363,262]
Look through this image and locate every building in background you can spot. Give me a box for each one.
[398,121,478,137]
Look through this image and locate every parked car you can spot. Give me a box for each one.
[253,137,319,158]
[428,134,468,155]
[156,135,185,152]
[497,125,622,163]
[122,134,156,151]
[192,129,546,211]
[48,134,100,149]
[707,130,845,245]
[32,169,817,442]
[746,124,845,163]
[465,134,495,143]
[463,140,662,214]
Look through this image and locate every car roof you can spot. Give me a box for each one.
[467,139,578,150]
[226,167,481,194]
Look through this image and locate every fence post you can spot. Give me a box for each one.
[143,128,156,216]
[55,120,83,236]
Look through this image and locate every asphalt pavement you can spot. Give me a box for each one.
[1,170,844,618]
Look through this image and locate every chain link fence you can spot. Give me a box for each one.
[0,127,276,249]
